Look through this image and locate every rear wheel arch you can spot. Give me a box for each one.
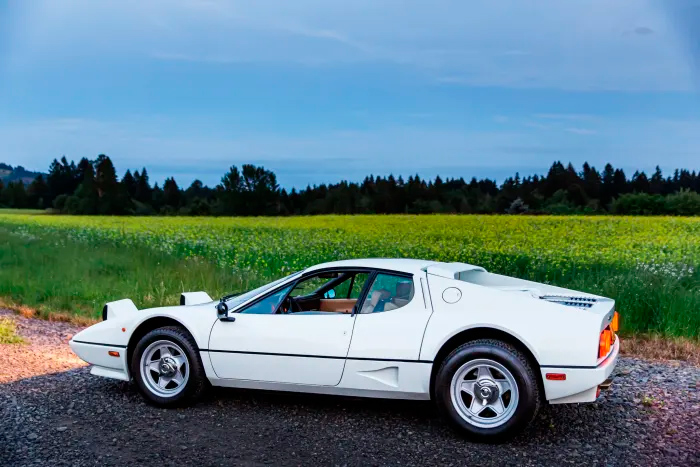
[428,327,543,401]
[127,316,197,373]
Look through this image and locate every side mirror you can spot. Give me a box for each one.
[216,301,236,322]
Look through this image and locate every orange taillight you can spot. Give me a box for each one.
[598,328,613,359]
[610,311,619,333]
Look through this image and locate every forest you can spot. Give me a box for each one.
[1,156,699,215]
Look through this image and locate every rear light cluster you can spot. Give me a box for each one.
[598,311,620,359]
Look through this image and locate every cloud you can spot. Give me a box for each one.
[634,26,655,35]
[565,127,598,135]
[3,0,697,91]
[3,115,699,188]
[533,114,595,121]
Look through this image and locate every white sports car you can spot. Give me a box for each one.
[70,258,619,440]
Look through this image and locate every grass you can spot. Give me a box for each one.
[0,227,267,321]
[0,318,25,344]
[0,208,46,215]
[0,214,698,339]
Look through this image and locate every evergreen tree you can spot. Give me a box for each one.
[94,154,130,214]
[162,177,182,211]
[122,169,136,199]
[27,175,50,209]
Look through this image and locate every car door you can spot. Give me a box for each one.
[208,270,367,386]
[346,271,433,362]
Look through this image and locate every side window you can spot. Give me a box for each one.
[324,272,370,299]
[292,275,333,297]
[348,273,370,299]
[240,285,293,314]
[360,273,415,313]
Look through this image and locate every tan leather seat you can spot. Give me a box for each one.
[382,282,414,311]
[318,299,356,313]
[360,289,391,314]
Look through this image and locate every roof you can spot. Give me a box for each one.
[305,258,439,274]
[305,258,487,276]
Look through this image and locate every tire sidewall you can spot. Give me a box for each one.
[435,342,538,441]
[131,327,202,406]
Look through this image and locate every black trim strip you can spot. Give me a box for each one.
[71,340,127,348]
[200,348,431,364]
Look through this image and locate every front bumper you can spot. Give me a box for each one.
[542,336,620,404]
[69,340,130,382]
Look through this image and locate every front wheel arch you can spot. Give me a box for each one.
[127,316,197,378]
[428,327,543,402]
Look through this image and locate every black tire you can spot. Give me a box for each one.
[434,339,541,442]
[131,326,207,407]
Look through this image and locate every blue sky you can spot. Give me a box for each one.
[1,0,699,188]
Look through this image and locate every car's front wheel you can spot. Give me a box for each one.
[434,339,541,441]
[131,326,206,407]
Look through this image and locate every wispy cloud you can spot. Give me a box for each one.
[533,113,595,121]
[5,0,696,91]
[565,127,598,135]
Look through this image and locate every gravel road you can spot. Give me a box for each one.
[1,310,699,466]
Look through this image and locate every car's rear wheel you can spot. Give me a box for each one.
[131,326,206,407]
[434,339,540,442]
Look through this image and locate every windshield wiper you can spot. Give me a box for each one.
[220,292,243,302]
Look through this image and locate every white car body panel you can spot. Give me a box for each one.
[208,314,354,385]
[347,278,431,361]
[69,258,619,406]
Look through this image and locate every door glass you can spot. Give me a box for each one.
[292,274,335,297]
[348,273,370,298]
[240,285,294,314]
[359,274,414,313]
[324,272,370,299]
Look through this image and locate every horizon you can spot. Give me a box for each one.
[4,156,696,192]
[2,1,700,189]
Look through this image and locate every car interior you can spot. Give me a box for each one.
[275,270,415,315]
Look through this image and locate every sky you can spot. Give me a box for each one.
[1,0,700,189]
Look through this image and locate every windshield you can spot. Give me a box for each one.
[224,270,303,310]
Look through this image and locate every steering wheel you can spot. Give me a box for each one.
[280,296,301,314]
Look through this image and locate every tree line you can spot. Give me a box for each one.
[1,155,699,215]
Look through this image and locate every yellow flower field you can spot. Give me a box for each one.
[0,213,698,336]
[1,214,698,272]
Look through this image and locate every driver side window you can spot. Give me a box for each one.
[240,285,294,314]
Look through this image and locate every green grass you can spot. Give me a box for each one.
[0,218,698,338]
[0,228,267,321]
[0,318,25,344]
[0,208,46,215]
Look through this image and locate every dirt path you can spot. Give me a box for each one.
[1,309,699,466]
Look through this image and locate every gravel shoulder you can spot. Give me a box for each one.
[0,309,86,384]
[1,310,699,466]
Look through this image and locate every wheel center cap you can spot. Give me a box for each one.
[474,379,499,403]
[159,357,177,376]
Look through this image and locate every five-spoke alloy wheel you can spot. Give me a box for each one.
[140,340,190,397]
[450,359,519,428]
[131,326,206,407]
[435,339,541,441]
